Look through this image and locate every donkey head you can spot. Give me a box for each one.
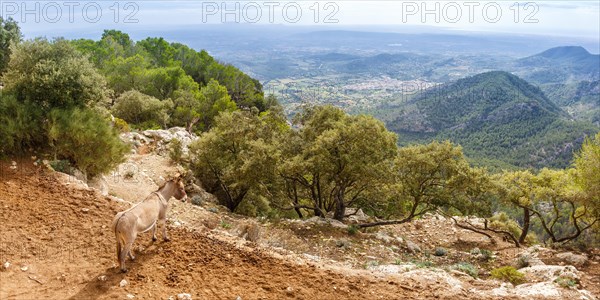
[172,176,188,202]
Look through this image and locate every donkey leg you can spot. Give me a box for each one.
[128,245,136,261]
[162,218,170,242]
[119,241,129,273]
[152,223,158,242]
[116,240,122,267]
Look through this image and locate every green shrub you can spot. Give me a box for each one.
[453,262,479,278]
[434,247,447,256]
[48,160,72,174]
[490,266,526,285]
[112,90,171,128]
[220,220,232,229]
[480,249,494,261]
[2,38,108,108]
[347,225,359,235]
[169,138,184,163]
[554,276,577,288]
[0,94,44,154]
[113,117,130,133]
[490,212,522,241]
[47,108,129,179]
[516,254,530,268]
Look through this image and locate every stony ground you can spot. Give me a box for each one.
[1,155,598,300]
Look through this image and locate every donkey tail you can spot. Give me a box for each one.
[113,212,127,265]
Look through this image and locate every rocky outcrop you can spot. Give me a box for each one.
[121,127,198,156]
[556,252,589,267]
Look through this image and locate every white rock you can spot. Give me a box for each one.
[369,264,416,273]
[2,262,9,270]
[120,279,128,287]
[514,282,560,297]
[98,275,107,281]
[520,265,580,282]
[303,253,320,261]
[556,252,589,267]
[20,266,28,271]
[177,293,192,300]
[127,294,135,299]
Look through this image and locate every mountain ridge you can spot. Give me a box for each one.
[380,71,596,169]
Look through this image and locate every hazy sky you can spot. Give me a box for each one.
[2,1,599,40]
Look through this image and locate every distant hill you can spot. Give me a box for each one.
[517,46,600,83]
[381,71,597,169]
[535,46,595,61]
[541,80,600,125]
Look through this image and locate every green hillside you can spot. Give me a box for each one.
[382,71,597,170]
[541,80,600,125]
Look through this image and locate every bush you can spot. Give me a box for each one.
[190,195,202,206]
[169,138,184,163]
[48,160,72,174]
[516,254,531,268]
[490,266,526,285]
[490,212,522,241]
[112,90,171,128]
[220,220,232,229]
[554,276,578,288]
[434,247,447,256]
[480,249,494,262]
[3,38,108,108]
[453,262,479,278]
[113,117,130,133]
[0,94,44,154]
[347,225,359,235]
[47,108,129,179]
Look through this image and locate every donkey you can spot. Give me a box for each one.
[112,176,187,272]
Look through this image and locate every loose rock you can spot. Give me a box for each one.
[177,293,192,300]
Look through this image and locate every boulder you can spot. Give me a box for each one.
[513,282,561,298]
[405,240,421,253]
[556,252,589,267]
[143,129,174,142]
[520,265,580,283]
[177,293,192,300]
[345,208,368,223]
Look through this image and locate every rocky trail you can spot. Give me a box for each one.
[1,155,599,300]
[0,161,480,300]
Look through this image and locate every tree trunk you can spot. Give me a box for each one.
[519,207,530,244]
[292,184,304,219]
[333,187,346,221]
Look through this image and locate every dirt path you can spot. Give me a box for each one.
[0,162,485,300]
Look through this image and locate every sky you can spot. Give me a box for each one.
[1,0,599,41]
